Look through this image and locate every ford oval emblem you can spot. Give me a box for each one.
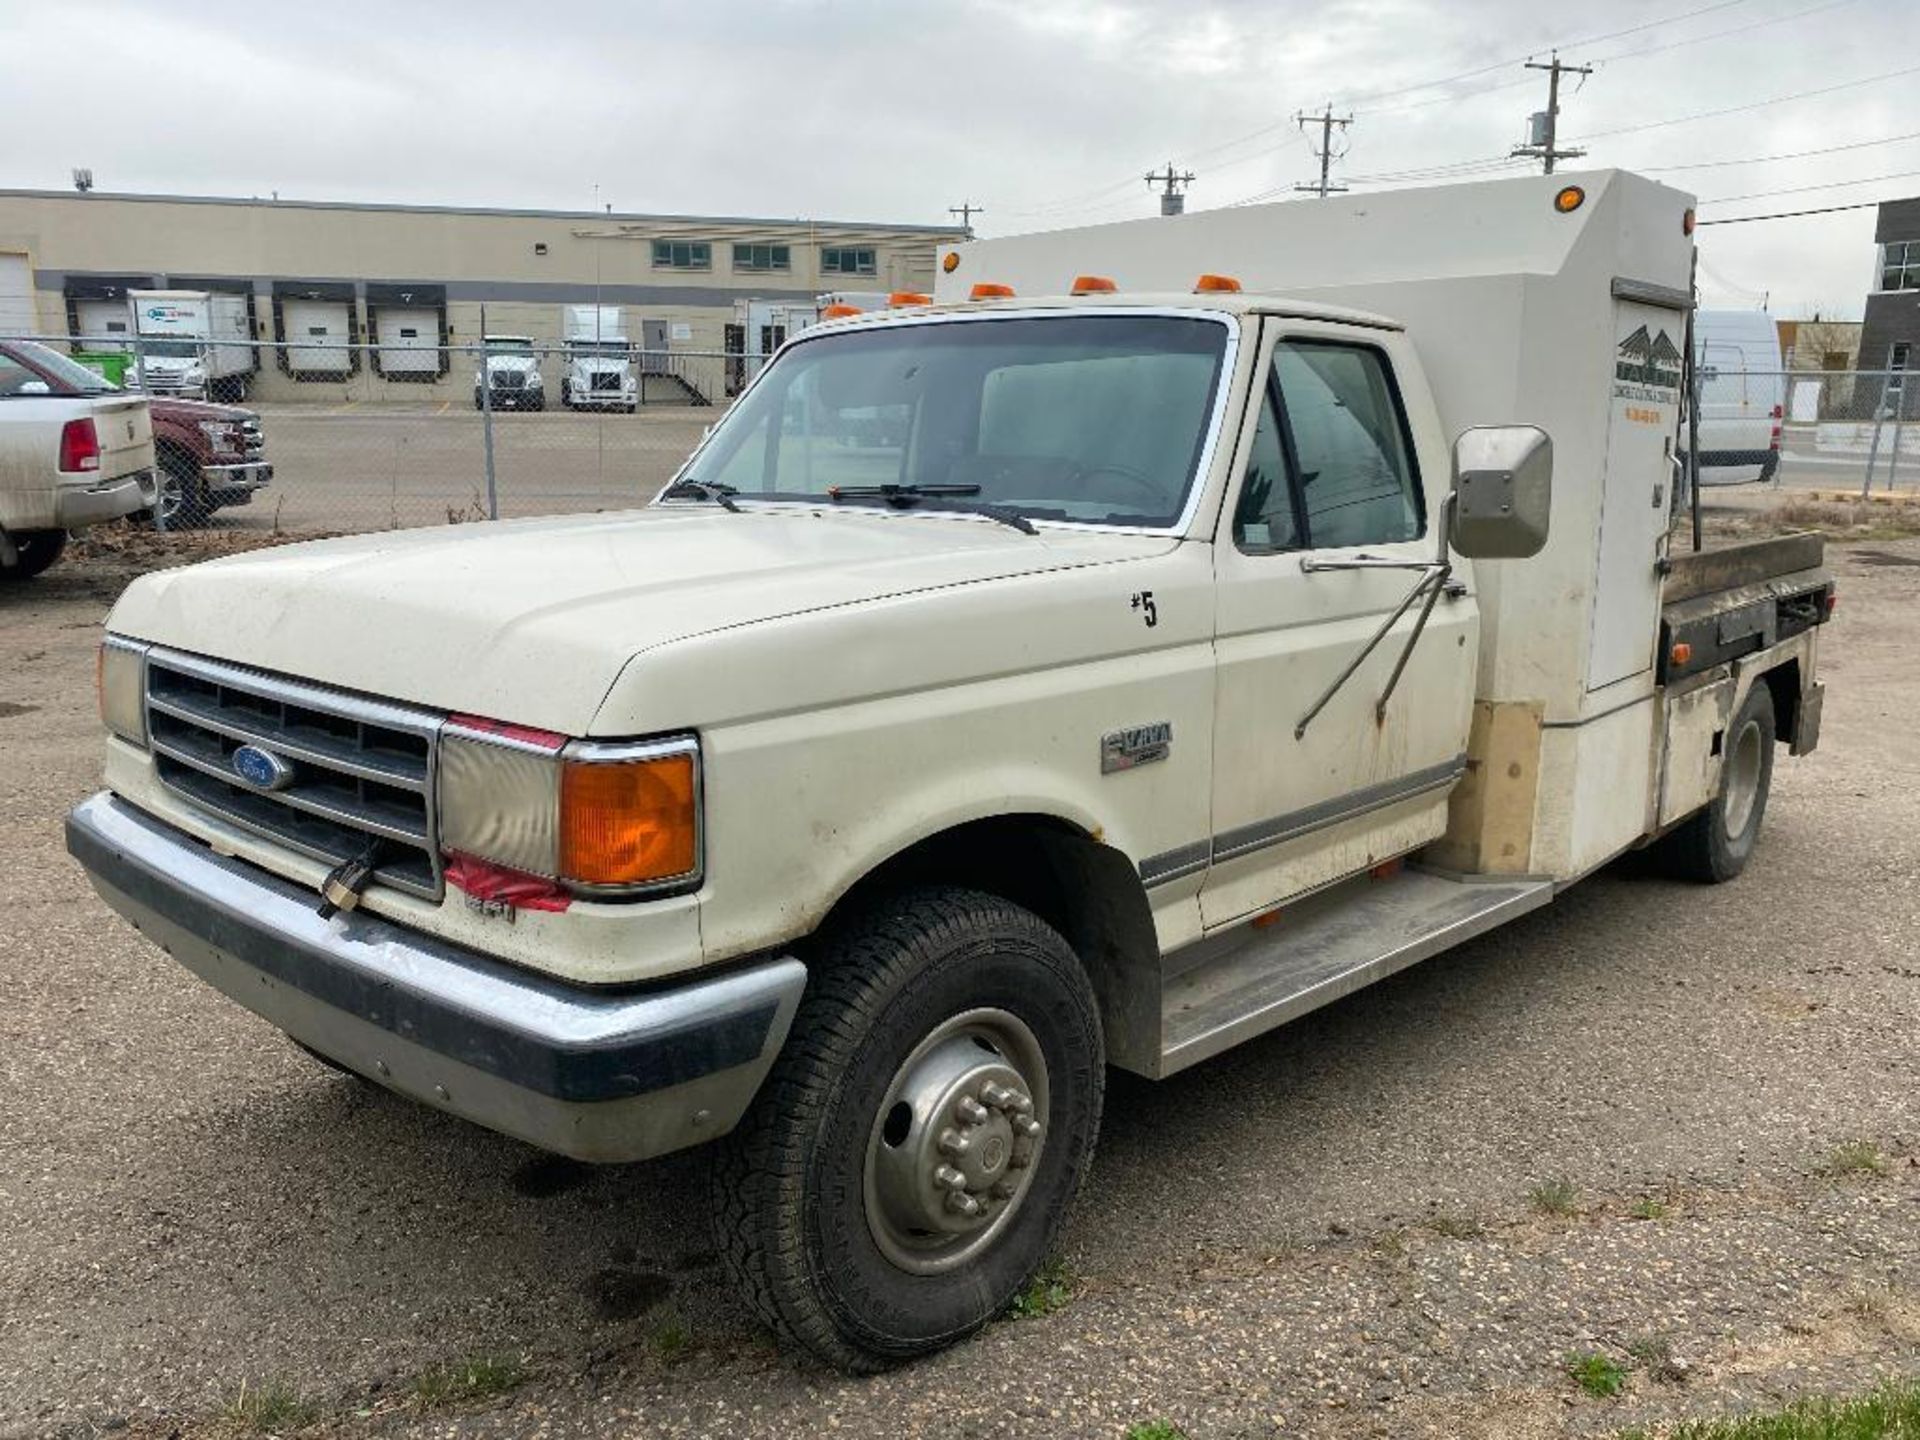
[231,744,296,792]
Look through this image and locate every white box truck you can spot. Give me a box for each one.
[68,170,1830,1371]
[125,290,256,402]
[560,305,636,412]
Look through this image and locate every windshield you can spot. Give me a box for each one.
[681,313,1228,528]
[569,341,629,357]
[9,340,117,392]
[486,339,535,358]
[141,340,202,359]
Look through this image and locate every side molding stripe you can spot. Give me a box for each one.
[1137,754,1467,888]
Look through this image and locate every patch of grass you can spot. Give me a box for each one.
[220,1379,319,1434]
[1124,1422,1187,1440]
[1567,1350,1629,1398]
[651,1317,693,1364]
[1618,1378,1920,1438]
[409,1352,527,1410]
[1009,1256,1074,1318]
[1629,1197,1672,1221]
[1820,1140,1888,1178]
[1626,1332,1690,1384]
[1529,1178,1580,1217]
[1425,1213,1484,1239]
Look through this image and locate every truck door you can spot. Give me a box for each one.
[1201,323,1477,929]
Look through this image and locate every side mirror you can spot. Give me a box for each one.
[1450,425,1552,559]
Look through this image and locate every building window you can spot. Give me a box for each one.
[1880,241,1920,291]
[822,246,877,277]
[653,241,711,271]
[732,243,791,273]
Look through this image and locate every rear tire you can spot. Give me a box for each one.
[1,529,68,581]
[712,886,1104,1371]
[1650,682,1775,883]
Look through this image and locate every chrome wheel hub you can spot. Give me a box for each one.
[1723,717,1763,839]
[864,1007,1048,1275]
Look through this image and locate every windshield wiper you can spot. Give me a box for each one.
[660,478,740,512]
[825,483,1037,536]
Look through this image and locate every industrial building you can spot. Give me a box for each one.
[0,189,965,404]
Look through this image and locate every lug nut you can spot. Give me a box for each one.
[1013,1115,1042,1138]
[937,1127,971,1159]
[980,1081,1014,1108]
[934,1164,968,1192]
[1002,1090,1034,1116]
[955,1096,990,1126]
[946,1191,985,1217]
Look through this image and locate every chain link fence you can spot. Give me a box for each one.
[0,330,763,536]
[1706,369,1920,498]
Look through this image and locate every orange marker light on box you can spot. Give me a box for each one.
[888,291,932,307]
[1193,273,1241,293]
[1554,185,1586,214]
[1669,642,1693,668]
[821,303,863,320]
[1071,275,1117,295]
[969,282,1016,300]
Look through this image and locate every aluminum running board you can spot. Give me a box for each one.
[1158,868,1553,1076]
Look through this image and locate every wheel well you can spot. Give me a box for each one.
[153,436,198,477]
[1757,658,1800,745]
[821,815,1164,1072]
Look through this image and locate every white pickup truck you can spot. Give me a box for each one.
[1,352,153,579]
[68,172,1830,1369]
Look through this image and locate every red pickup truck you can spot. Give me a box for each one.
[0,339,271,528]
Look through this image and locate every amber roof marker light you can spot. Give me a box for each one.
[969,282,1016,300]
[1071,275,1118,295]
[1554,185,1586,214]
[1193,273,1242,293]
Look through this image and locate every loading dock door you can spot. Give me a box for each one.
[283,298,351,373]
[0,254,34,337]
[376,306,439,374]
[75,298,132,351]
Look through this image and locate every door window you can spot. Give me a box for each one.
[1233,340,1422,551]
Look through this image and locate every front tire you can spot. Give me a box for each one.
[1651,682,1775,882]
[153,448,210,529]
[712,887,1104,1371]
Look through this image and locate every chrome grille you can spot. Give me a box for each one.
[145,648,444,900]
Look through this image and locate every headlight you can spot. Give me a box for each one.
[198,419,241,455]
[97,637,149,746]
[438,718,701,897]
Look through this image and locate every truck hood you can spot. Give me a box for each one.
[108,506,1177,733]
[484,356,540,375]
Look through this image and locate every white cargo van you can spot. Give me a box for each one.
[125,291,256,402]
[1693,309,1784,486]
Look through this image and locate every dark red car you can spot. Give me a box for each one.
[0,339,272,527]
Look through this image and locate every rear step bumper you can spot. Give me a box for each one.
[66,792,805,1162]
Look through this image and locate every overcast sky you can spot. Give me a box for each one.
[4,0,1916,316]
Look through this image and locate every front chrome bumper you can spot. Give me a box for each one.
[66,792,806,1162]
[202,460,274,505]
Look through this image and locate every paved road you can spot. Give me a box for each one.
[1,537,1915,1439]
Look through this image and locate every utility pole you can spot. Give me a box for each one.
[1511,51,1592,174]
[948,201,984,235]
[1294,105,1352,198]
[1145,162,1196,217]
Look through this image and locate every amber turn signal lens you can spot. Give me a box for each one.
[560,752,698,887]
[1554,185,1586,214]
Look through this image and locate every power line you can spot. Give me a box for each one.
[1511,53,1593,174]
[1698,167,1920,207]
[1639,129,1920,173]
[1569,61,1920,143]
[1695,199,1885,226]
[1295,107,1352,197]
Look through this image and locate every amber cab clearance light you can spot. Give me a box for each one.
[1554,184,1586,214]
[821,303,864,319]
[1669,641,1693,668]
[969,282,1016,300]
[942,250,962,273]
[1071,274,1117,295]
[888,291,932,307]
[1193,273,1242,293]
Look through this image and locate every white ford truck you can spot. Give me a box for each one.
[68,172,1831,1369]
[1,352,154,579]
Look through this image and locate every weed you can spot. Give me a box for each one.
[220,1379,319,1433]
[1637,1378,1920,1438]
[1529,1178,1580,1217]
[1009,1256,1074,1318]
[1820,1140,1888,1178]
[1425,1213,1484,1239]
[1629,1198,1671,1221]
[1843,1283,1896,1328]
[409,1353,527,1409]
[1566,1350,1629,1398]
[1626,1332,1690,1384]
[652,1317,694,1363]
[1124,1422,1187,1440]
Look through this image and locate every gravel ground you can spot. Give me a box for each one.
[0,533,1915,1440]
